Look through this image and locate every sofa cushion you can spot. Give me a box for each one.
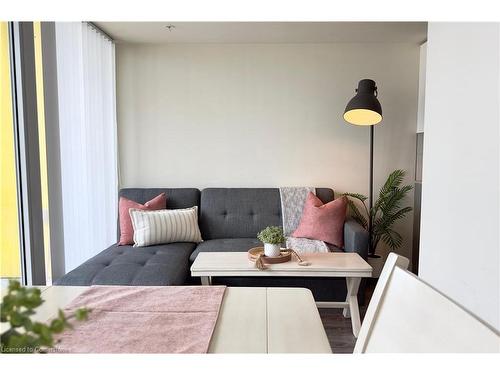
[118,193,167,245]
[119,188,200,209]
[118,188,200,241]
[199,188,335,239]
[55,242,196,286]
[292,193,347,247]
[189,238,261,262]
[199,188,282,239]
[130,207,203,246]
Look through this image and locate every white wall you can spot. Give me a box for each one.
[420,23,500,330]
[116,42,420,259]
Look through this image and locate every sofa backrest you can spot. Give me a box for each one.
[199,188,334,239]
[117,187,334,240]
[118,188,201,240]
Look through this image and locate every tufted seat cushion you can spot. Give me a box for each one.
[54,242,196,286]
[189,238,262,263]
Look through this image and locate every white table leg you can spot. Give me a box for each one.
[342,278,351,318]
[200,276,212,285]
[345,277,362,337]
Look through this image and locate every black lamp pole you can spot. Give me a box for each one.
[343,79,383,258]
[368,124,375,257]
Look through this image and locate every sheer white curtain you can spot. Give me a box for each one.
[55,22,118,272]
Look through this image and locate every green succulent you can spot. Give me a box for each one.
[257,226,286,245]
[1,280,90,354]
[343,169,413,256]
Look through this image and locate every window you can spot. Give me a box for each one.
[55,22,118,272]
[0,22,21,285]
[0,22,118,284]
[34,21,52,283]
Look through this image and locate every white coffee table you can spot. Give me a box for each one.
[191,251,372,337]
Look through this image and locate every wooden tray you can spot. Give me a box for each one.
[248,247,292,264]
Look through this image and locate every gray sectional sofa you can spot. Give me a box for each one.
[55,187,369,302]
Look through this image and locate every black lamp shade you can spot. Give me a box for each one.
[343,79,382,126]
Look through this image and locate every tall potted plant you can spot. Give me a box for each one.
[343,169,413,257]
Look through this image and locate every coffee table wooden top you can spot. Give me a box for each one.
[191,251,372,278]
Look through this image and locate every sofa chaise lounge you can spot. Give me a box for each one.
[55,187,369,301]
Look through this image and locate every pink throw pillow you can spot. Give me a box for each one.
[118,193,167,245]
[292,192,347,248]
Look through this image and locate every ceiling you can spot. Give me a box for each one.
[95,22,427,44]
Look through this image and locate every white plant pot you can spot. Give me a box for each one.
[264,243,281,257]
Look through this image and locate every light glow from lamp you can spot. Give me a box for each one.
[343,109,383,126]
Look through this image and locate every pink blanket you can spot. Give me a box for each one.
[54,286,226,353]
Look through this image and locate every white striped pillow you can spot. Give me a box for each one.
[129,207,203,247]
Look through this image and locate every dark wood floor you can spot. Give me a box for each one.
[319,280,374,353]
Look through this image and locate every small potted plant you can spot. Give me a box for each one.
[257,226,285,257]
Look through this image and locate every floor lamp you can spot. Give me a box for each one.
[343,79,383,258]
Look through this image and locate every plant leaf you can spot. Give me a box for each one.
[346,199,368,229]
[379,170,406,198]
[368,169,413,253]
[75,308,91,321]
[342,192,368,202]
[381,229,403,250]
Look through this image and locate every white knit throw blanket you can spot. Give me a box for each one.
[279,187,329,254]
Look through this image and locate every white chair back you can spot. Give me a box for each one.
[354,253,500,353]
